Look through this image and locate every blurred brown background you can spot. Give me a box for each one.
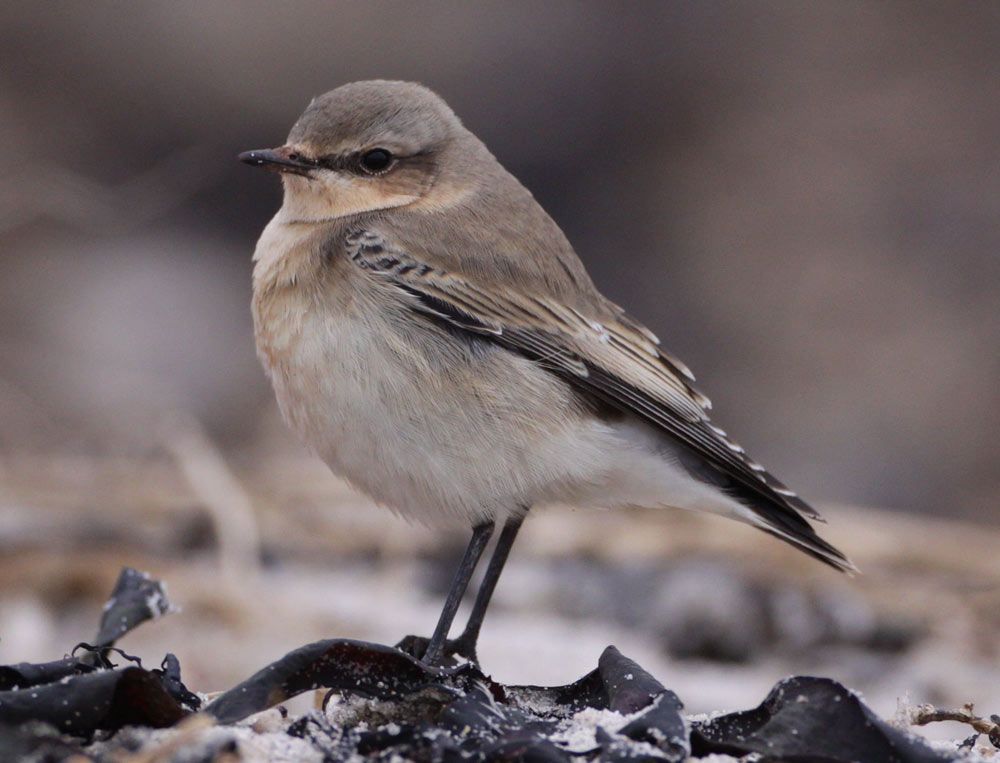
[2,1,997,519]
[1,0,999,733]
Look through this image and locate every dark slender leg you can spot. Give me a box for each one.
[451,513,525,662]
[422,521,494,665]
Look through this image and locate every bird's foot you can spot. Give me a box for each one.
[395,633,479,667]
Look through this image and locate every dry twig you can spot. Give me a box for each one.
[910,702,1000,749]
[162,413,261,586]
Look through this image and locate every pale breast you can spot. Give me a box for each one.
[251,219,611,527]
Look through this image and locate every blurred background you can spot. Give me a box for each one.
[1,0,998,742]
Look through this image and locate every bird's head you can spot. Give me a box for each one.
[240,80,481,223]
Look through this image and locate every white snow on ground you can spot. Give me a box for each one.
[547,707,632,751]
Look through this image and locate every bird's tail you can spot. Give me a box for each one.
[757,520,858,574]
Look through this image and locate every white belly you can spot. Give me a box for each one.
[260,285,607,526]
[265,309,752,531]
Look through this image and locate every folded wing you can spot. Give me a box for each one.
[345,228,854,572]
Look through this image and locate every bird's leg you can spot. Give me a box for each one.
[420,521,494,666]
[449,513,525,663]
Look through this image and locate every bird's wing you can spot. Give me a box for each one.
[345,228,853,572]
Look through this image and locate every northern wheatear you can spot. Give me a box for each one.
[241,80,854,666]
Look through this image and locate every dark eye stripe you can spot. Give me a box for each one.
[316,155,346,171]
[315,147,437,174]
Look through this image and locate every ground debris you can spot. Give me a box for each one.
[691,676,946,762]
[908,702,1000,750]
[0,568,967,761]
[0,567,195,746]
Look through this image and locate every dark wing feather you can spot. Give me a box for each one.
[345,229,854,573]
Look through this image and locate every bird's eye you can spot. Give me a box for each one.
[360,148,393,174]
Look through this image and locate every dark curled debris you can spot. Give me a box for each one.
[0,564,171,692]
[206,638,461,724]
[597,646,688,758]
[0,567,197,743]
[0,568,959,761]
[691,675,947,762]
[0,666,185,736]
[0,656,98,691]
[91,566,173,655]
[207,641,690,761]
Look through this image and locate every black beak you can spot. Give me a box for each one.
[238,146,317,176]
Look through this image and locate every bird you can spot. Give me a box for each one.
[240,80,855,666]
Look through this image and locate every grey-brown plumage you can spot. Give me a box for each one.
[242,79,854,662]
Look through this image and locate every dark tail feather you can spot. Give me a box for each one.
[674,443,856,573]
[759,526,858,574]
[727,482,857,573]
